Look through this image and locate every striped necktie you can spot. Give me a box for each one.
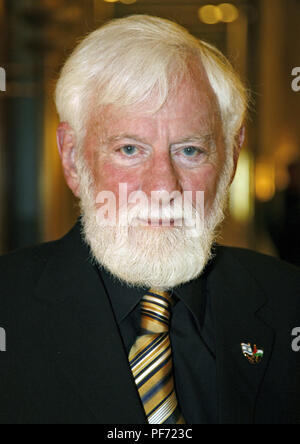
[129,288,185,424]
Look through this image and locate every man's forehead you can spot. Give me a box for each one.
[94,79,218,126]
[85,65,221,146]
[92,105,218,146]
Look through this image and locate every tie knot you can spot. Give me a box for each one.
[140,289,173,334]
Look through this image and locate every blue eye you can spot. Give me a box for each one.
[182,147,199,157]
[120,145,138,156]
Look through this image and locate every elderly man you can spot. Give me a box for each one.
[0,15,299,425]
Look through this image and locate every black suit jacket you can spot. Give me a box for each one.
[0,222,300,424]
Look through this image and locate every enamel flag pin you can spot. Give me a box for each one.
[241,343,264,364]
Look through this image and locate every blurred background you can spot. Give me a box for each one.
[0,0,299,267]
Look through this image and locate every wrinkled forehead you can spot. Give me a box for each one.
[88,66,221,134]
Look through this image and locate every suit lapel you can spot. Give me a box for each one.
[209,247,275,424]
[35,223,146,424]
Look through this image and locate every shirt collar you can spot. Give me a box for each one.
[172,270,209,331]
[98,265,145,323]
[97,258,214,329]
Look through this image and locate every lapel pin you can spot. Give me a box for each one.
[241,343,264,364]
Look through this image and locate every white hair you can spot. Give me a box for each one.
[55,14,248,158]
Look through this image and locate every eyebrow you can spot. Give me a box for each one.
[106,133,214,146]
[173,134,214,145]
[106,134,149,145]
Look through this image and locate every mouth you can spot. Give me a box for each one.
[136,218,182,227]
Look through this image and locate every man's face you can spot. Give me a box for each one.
[83,67,226,221]
[66,65,233,290]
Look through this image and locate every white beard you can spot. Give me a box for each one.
[77,157,232,291]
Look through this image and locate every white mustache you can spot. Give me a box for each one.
[118,202,201,227]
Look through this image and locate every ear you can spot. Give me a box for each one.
[56,122,80,197]
[230,125,246,184]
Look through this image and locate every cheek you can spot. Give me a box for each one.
[93,160,141,202]
[184,164,219,208]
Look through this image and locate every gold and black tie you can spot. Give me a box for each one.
[129,289,185,424]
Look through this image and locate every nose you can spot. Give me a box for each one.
[141,152,182,201]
